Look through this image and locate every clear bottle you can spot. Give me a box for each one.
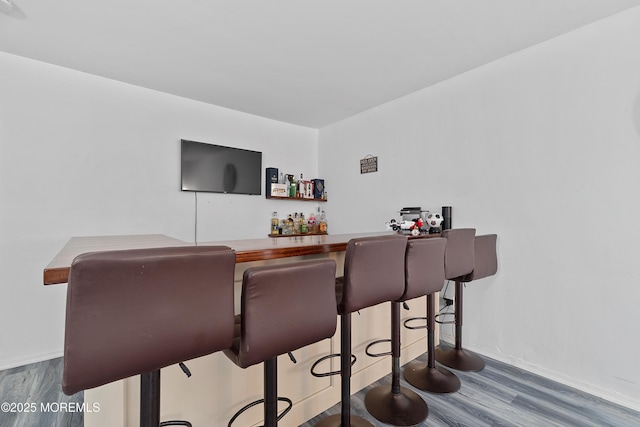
[308,212,317,233]
[300,212,307,234]
[279,172,285,185]
[294,213,301,234]
[318,210,327,234]
[297,173,304,198]
[286,214,294,235]
[271,212,279,235]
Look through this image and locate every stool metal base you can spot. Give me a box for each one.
[364,385,428,426]
[314,414,374,427]
[435,344,485,372]
[403,362,461,394]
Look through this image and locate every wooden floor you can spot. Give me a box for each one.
[1,350,638,427]
[301,347,640,427]
[0,357,82,427]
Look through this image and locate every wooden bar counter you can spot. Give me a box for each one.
[44,232,435,427]
[44,232,395,285]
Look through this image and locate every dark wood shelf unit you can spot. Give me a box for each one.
[266,196,327,202]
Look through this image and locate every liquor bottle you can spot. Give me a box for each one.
[306,180,314,199]
[308,212,317,233]
[318,211,327,234]
[289,175,297,198]
[271,212,279,235]
[286,214,294,235]
[294,213,301,234]
[297,173,304,198]
[300,212,307,234]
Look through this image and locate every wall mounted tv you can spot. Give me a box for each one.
[181,139,262,195]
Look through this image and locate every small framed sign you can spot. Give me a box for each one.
[360,156,378,174]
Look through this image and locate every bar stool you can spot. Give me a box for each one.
[62,246,236,427]
[402,237,461,394]
[436,233,497,372]
[363,237,449,425]
[224,259,337,427]
[311,234,408,427]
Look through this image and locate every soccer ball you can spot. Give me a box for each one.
[426,212,443,228]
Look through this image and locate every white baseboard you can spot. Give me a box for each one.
[0,350,63,371]
[438,338,640,414]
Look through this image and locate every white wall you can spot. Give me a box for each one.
[318,7,640,411]
[3,6,640,414]
[0,52,318,369]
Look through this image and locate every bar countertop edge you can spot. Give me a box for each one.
[43,231,432,285]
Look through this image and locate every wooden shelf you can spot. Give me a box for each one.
[269,232,328,238]
[266,196,326,202]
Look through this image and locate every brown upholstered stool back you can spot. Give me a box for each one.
[62,246,236,395]
[441,228,476,280]
[400,237,446,302]
[363,237,446,425]
[402,236,461,395]
[224,258,337,369]
[461,234,498,283]
[436,230,496,372]
[339,234,408,314]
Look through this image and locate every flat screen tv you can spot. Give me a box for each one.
[181,139,262,195]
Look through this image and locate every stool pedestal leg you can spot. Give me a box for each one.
[364,302,428,425]
[140,370,193,427]
[264,359,277,427]
[435,282,485,372]
[140,370,161,427]
[404,294,460,393]
[315,313,373,427]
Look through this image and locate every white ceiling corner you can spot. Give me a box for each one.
[1,0,640,128]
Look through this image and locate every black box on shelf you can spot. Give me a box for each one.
[265,168,278,196]
[312,179,324,199]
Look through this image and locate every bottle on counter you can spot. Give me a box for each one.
[294,213,301,234]
[308,212,317,233]
[271,212,279,235]
[286,214,294,235]
[318,210,327,234]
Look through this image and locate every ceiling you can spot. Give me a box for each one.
[2,0,640,128]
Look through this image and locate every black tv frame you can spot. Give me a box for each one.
[180,139,262,195]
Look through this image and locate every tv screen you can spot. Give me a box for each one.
[181,139,262,195]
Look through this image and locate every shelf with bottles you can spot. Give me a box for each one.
[270,210,328,237]
[266,195,327,202]
[266,169,326,201]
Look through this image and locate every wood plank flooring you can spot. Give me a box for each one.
[1,350,638,426]
[0,357,82,427]
[301,347,640,427]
